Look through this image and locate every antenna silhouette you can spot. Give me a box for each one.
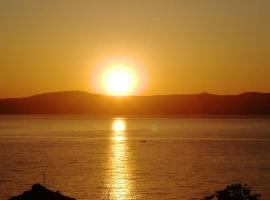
[42,172,46,186]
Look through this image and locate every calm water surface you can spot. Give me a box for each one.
[0,116,270,199]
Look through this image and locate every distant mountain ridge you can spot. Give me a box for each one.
[0,91,270,115]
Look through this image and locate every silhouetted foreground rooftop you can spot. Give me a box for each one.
[9,183,75,200]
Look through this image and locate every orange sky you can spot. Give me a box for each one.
[1,0,270,98]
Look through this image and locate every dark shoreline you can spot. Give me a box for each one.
[1,91,270,115]
[1,114,270,119]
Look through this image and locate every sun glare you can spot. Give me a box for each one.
[112,119,126,132]
[102,65,137,96]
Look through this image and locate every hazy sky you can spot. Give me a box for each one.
[1,0,270,97]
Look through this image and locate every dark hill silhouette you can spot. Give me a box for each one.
[9,183,75,200]
[0,91,270,115]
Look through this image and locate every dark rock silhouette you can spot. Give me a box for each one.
[8,183,75,200]
[203,183,261,200]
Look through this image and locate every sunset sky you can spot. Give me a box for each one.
[1,0,270,97]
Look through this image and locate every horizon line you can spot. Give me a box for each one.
[1,90,270,99]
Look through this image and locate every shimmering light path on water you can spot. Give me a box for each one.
[109,118,132,200]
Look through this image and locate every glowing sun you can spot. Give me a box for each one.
[102,65,137,96]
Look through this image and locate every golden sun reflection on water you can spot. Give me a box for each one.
[113,119,126,132]
[109,118,131,200]
[113,135,126,141]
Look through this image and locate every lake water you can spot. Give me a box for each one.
[0,116,270,200]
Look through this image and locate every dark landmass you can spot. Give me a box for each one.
[203,183,261,200]
[9,183,75,200]
[0,91,270,115]
[8,182,261,200]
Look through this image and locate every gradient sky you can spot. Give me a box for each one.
[1,0,270,97]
